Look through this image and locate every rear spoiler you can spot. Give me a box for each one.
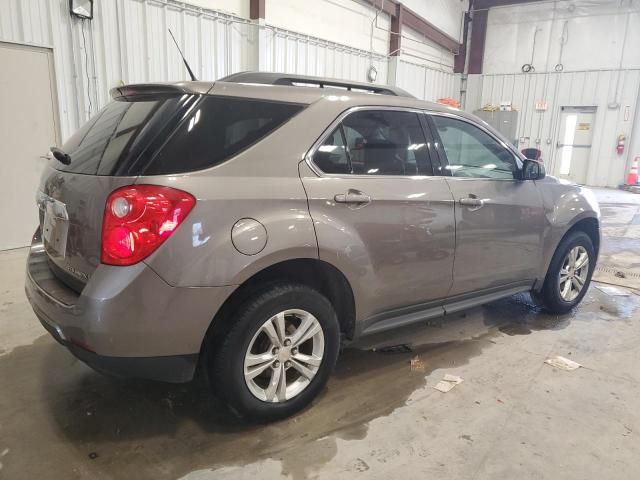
[110,82,214,100]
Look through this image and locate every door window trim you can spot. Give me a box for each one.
[425,111,524,181]
[305,106,438,179]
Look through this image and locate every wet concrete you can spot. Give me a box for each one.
[1,187,640,479]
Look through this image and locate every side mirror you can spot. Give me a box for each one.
[521,159,545,180]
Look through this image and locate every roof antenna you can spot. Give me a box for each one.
[168,29,197,81]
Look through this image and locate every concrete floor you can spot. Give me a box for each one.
[1,188,640,479]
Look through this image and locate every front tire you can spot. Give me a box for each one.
[536,230,595,314]
[208,283,340,422]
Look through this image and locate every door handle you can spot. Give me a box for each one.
[459,197,485,211]
[334,191,371,205]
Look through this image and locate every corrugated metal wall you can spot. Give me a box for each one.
[1,0,254,140]
[466,70,640,187]
[0,0,397,142]
[259,25,388,85]
[396,59,460,101]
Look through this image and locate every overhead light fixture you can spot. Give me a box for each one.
[70,0,94,19]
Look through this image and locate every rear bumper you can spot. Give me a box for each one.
[25,232,236,383]
[37,312,197,382]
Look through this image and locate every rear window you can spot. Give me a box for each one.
[55,95,304,176]
[56,96,188,175]
[146,96,304,175]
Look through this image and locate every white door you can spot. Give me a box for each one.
[0,42,59,250]
[556,106,596,184]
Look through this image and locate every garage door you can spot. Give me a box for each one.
[0,42,59,250]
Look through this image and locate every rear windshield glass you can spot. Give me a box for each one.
[146,96,304,175]
[56,96,187,175]
[54,95,304,176]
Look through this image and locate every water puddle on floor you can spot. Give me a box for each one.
[0,287,638,479]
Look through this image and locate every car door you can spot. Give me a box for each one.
[426,112,546,297]
[299,107,456,326]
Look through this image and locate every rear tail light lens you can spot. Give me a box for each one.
[101,185,196,266]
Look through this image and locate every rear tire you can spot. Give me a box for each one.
[208,283,340,422]
[535,230,595,314]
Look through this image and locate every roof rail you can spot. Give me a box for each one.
[219,71,414,98]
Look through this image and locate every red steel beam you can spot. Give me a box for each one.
[250,0,265,20]
[467,8,488,74]
[389,2,403,55]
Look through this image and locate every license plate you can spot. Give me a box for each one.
[38,192,69,258]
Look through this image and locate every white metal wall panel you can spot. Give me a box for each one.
[396,60,460,102]
[465,70,640,187]
[1,0,253,141]
[260,26,388,85]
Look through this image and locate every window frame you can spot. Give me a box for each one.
[306,106,438,179]
[424,111,524,181]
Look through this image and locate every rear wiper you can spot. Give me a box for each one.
[50,147,71,165]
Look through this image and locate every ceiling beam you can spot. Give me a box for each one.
[402,5,460,52]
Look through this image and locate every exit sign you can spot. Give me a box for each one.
[535,101,548,111]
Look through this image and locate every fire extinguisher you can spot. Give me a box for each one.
[617,134,626,155]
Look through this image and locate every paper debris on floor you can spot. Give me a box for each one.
[433,374,464,393]
[545,356,582,371]
[595,285,630,296]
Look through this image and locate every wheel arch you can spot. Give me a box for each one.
[536,214,600,291]
[202,258,357,356]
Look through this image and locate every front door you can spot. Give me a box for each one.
[427,113,546,297]
[299,108,456,323]
[556,106,596,184]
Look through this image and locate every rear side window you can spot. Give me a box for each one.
[147,97,304,175]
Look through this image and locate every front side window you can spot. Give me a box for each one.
[313,110,433,176]
[431,115,516,179]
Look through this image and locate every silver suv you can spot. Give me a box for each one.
[25,72,600,421]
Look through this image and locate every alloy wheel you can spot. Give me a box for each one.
[558,245,589,302]
[243,309,325,403]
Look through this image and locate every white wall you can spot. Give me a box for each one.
[483,1,640,74]
[0,0,464,140]
[466,69,640,188]
[401,0,468,41]
[266,0,390,55]
[466,0,640,187]
[183,0,249,17]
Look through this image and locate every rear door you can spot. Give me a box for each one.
[426,113,546,297]
[300,107,455,323]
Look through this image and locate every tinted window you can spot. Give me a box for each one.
[431,115,516,179]
[313,127,351,174]
[56,97,184,175]
[148,97,304,175]
[340,110,432,176]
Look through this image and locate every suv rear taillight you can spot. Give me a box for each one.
[101,185,196,266]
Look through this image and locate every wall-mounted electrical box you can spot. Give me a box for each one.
[473,109,519,146]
